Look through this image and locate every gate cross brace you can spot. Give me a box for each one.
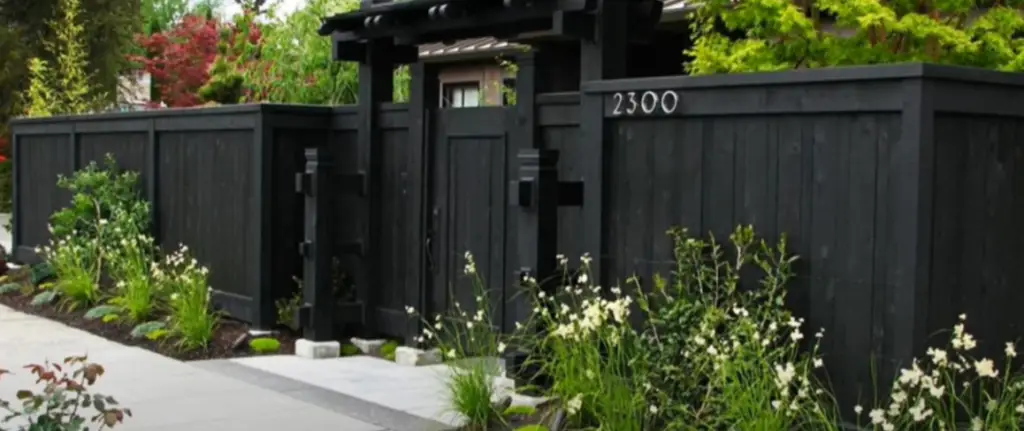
[510,180,584,208]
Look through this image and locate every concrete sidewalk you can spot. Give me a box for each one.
[0,305,385,431]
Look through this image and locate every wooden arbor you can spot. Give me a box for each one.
[299,0,663,343]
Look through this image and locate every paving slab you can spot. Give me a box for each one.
[227,354,520,429]
[229,355,463,426]
[0,305,384,431]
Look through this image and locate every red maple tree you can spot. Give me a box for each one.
[130,14,263,108]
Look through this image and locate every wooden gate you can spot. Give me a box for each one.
[426,107,515,332]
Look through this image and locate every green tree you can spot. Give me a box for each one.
[247,0,410,105]
[24,0,104,116]
[0,0,139,107]
[687,0,1024,75]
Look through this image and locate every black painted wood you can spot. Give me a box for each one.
[406,62,439,344]
[358,39,396,337]
[14,50,1024,421]
[299,148,334,341]
[429,107,510,330]
[10,105,333,327]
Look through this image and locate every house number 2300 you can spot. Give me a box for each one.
[611,90,679,116]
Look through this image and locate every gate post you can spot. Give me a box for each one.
[579,0,632,289]
[294,147,340,358]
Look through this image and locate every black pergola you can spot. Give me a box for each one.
[318,0,664,63]
[299,0,665,344]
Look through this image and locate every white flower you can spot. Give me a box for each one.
[648,405,658,415]
[577,273,589,285]
[466,321,474,330]
[775,362,796,388]
[404,306,415,315]
[446,349,456,359]
[566,394,583,415]
[790,330,804,342]
[869,408,886,425]
[974,359,998,378]
[1007,342,1017,358]
[971,417,983,431]
[813,358,824,369]
[497,342,506,354]
[927,348,948,366]
[854,405,864,415]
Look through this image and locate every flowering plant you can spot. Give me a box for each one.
[856,314,1024,431]
[516,253,648,431]
[637,226,838,430]
[153,244,218,351]
[407,252,508,429]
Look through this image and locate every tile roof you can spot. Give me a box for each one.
[418,0,691,60]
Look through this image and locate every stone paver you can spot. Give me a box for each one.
[231,355,462,426]
[0,305,384,431]
[229,354,517,428]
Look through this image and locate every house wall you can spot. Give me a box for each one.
[437,63,514,107]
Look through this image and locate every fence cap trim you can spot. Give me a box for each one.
[9,103,334,126]
[580,63,1024,94]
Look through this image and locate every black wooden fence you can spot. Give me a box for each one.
[12,64,1024,411]
[10,104,333,327]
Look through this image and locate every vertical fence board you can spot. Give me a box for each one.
[16,135,72,249]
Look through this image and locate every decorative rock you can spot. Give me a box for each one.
[394,346,442,366]
[248,329,275,337]
[351,338,387,356]
[295,339,341,359]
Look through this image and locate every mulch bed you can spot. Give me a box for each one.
[0,266,298,362]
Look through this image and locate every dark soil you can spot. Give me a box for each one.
[0,267,297,361]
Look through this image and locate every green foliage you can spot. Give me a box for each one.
[24,58,54,118]
[249,337,281,354]
[246,0,409,104]
[340,343,361,357]
[635,227,836,429]
[0,283,19,295]
[29,262,55,286]
[249,0,359,104]
[156,245,219,350]
[141,0,194,34]
[84,304,121,321]
[446,362,500,429]
[30,290,57,307]
[22,0,107,116]
[0,356,132,429]
[503,405,537,417]
[513,426,549,431]
[275,276,302,331]
[687,0,1024,75]
[380,341,399,361]
[106,233,159,323]
[130,321,166,339]
[199,12,259,105]
[49,155,149,250]
[407,252,506,429]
